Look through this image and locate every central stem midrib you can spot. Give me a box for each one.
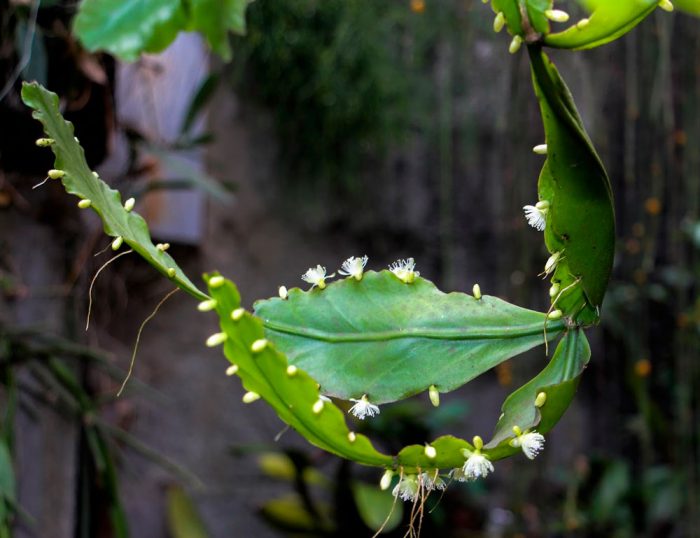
[263,319,565,343]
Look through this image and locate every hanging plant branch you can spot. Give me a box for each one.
[21,82,209,302]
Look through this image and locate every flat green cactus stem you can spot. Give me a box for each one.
[255,270,565,404]
[205,274,590,473]
[543,0,660,50]
[527,46,615,325]
[487,0,663,51]
[20,82,209,302]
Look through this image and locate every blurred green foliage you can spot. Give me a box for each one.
[230,0,430,190]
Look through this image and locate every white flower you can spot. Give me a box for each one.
[301,265,333,289]
[389,258,419,284]
[459,436,494,480]
[509,426,545,460]
[348,394,380,419]
[338,255,368,280]
[461,451,494,480]
[523,200,549,231]
[420,472,446,492]
[392,475,419,502]
[449,467,469,482]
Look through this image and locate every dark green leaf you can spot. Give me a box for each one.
[528,47,615,323]
[255,271,564,404]
[486,328,590,452]
[21,82,209,301]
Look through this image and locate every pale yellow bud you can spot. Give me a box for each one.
[206,332,228,347]
[251,339,268,353]
[509,35,522,54]
[545,9,569,22]
[242,391,261,403]
[380,470,393,490]
[535,392,547,407]
[473,283,482,300]
[493,11,506,32]
[209,275,225,288]
[429,385,440,407]
[197,299,217,312]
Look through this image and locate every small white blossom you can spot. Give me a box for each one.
[338,255,368,280]
[461,451,494,480]
[459,436,494,480]
[523,200,549,231]
[389,258,419,284]
[392,475,419,502]
[301,265,333,289]
[449,467,469,482]
[509,426,545,460]
[420,472,446,492]
[348,394,380,420]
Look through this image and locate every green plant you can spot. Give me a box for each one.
[73,0,251,61]
[19,0,698,534]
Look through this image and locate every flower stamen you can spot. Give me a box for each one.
[348,394,380,420]
[389,258,419,284]
[338,255,368,281]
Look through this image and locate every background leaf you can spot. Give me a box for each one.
[166,485,211,538]
[351,481,403,533]
[73,0,187,61]
[187,0,249,61]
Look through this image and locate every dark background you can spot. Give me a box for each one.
[1,1,698,536]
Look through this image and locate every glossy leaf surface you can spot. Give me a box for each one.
[486,328,590,454]
[73,0,186,61]
[543,0,658,50]
[491,0,524,35]
[255,271,565,404]
[21,82,208,301]
[528,48,615,323]
[207,276,393,467]
[73,0,249,61]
